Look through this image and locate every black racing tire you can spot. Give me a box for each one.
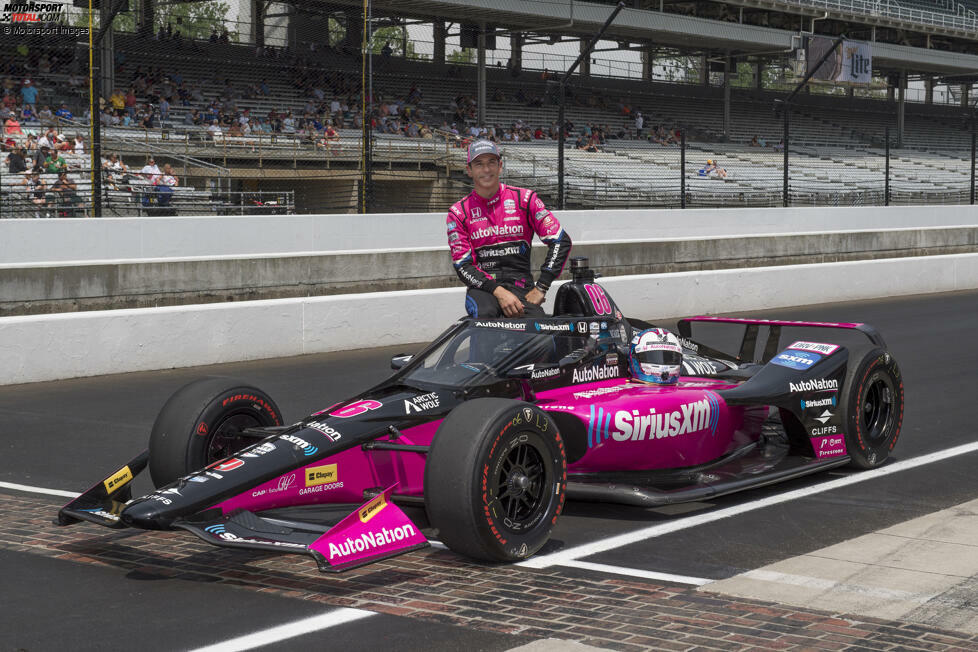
[841,348,904,469]
[148,377,283,488]
[424,398,567,562]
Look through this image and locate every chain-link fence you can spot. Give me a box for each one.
[1,2,976,217]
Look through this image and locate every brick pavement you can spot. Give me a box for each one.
[3,492,977,652]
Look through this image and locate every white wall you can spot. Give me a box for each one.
[1,253,975,385]
[4,204,978,264]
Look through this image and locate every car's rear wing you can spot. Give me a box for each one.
[677,317,887,365]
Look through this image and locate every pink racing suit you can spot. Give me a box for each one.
[446,184,572,303]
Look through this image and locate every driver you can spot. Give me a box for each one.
[629,328,683,385]
[447,139,572,319]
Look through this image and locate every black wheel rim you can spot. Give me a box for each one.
[495,439,548,529]
[206,412,261,464]
[861,374,894,444]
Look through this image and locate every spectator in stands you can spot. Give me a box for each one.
[67,72,84,88]
[750,135,760,147]
[207,120,223,140]
[43,149,67,173]
[4,115,22,135]
[110,89,125,113]
[281,112,296,134]
[318,123,340,153]
[20,79,38,111]
[153,164,178,207]
[37,128,56,150]
[5,147,27,174]
[73,135,84,154]
[139,157,160,178]
[20,171,48,215]
[159,97,170,123]
[634,112,644,138]
[37,105,54,126]
[774,138,784,151]
[667,127,681,145]
[209,28,219,43]
[228,121,244,137]
[51,171,81,217]
[54,104,73,123]
[703,159,727,179]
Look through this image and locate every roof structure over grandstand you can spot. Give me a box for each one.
[320,0,978,76]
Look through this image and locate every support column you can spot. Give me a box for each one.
[477,23,486,126]
[723,56,731,140]
[137,0,155,38]
[579,39,590,78]
[641,45,653,81]
[925,75,934,104]
[342,9,363,54]
[253,0,265,49]
[433,22,446,64]
[99,2,114,99]
[962,84,970,108]
[897,70,906,148]
[753,61,762,90]
[701,54,709,87]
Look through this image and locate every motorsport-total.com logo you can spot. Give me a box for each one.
[1,1,66,23]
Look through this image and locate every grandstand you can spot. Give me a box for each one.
[1,0,977,216]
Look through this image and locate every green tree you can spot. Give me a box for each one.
[109,2,237,41]
[369,25,424,60]
[448,48,474,64]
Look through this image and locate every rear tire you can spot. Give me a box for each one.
[841,348,904,469]
[148,378,283,487]
[424,398,567,562]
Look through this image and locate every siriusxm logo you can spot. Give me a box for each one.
[481,243,526,257]
[587,392,720,447]
[772,350,822,371]
[789,378,839,393]
[281,433,320,456]
[535,322,573,332]
[801,396,837,409]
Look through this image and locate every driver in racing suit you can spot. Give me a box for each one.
[447,139,572,318]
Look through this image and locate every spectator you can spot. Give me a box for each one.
[634,111,644,138]
[43,148,67,173]
[20,171,48,214]
[54,103,74,123]
[774,138,784,151]
[139,156,160,178]
[51,171,81,216]
[209,28,218,43]
[37,105,54,126]
[73,135,84,154]
[750,135,760,147]
[259,79,270,96]
[124,88,137,118]
[37,127,57,150]
[5,146,27,174]
[21,104,37,123]
[153,163,178,207]
[758,136,767,147]
[159,97,170,123]
[4,115,22,135]
[702,159,727,179]
[207,120,222,140]
[381,42,393,59]
[110,89,125,112]
[20,79,38,110]
[32,147,50,174]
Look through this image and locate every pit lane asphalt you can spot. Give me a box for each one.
[1,289,976,650]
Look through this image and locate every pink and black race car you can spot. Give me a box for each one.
[59,258,904,572]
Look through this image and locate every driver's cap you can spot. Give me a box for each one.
[467,139,500,163]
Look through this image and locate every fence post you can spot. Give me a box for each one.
[680,128,686,208]
[884,126,890,206]
[971,131,975,204]
[783,105,790,208]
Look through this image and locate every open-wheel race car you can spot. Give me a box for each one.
[59,258,904,571]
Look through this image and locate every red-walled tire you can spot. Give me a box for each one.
[841,348,904,469]
[148,378,283,488]
[424,398,567,562]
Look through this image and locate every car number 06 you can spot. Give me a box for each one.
[585,284,612,315]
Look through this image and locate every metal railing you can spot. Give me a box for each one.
[787,0,978,34]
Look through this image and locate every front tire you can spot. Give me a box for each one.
[148,378,283,487]
[424,398,567,562]
[841,348,904,469]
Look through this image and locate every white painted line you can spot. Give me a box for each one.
[740,569,940,603]
[558,559,712,586]
[521,441,978,569]
[0,481,80,499]
[188,608,375,652]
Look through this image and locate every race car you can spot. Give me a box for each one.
[59,257,904,572]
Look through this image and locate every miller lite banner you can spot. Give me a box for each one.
[806,36,872,84]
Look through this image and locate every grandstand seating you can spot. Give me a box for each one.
[2,33,976,215]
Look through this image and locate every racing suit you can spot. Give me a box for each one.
[447,183,572,317]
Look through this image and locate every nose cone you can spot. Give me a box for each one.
[121,498,172,530]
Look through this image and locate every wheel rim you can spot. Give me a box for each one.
[206,412,261,464]
[861,374,894,444]
[495,438,549,529]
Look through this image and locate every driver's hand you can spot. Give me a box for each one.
[525,287,545,306]
[493,286,525,317]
